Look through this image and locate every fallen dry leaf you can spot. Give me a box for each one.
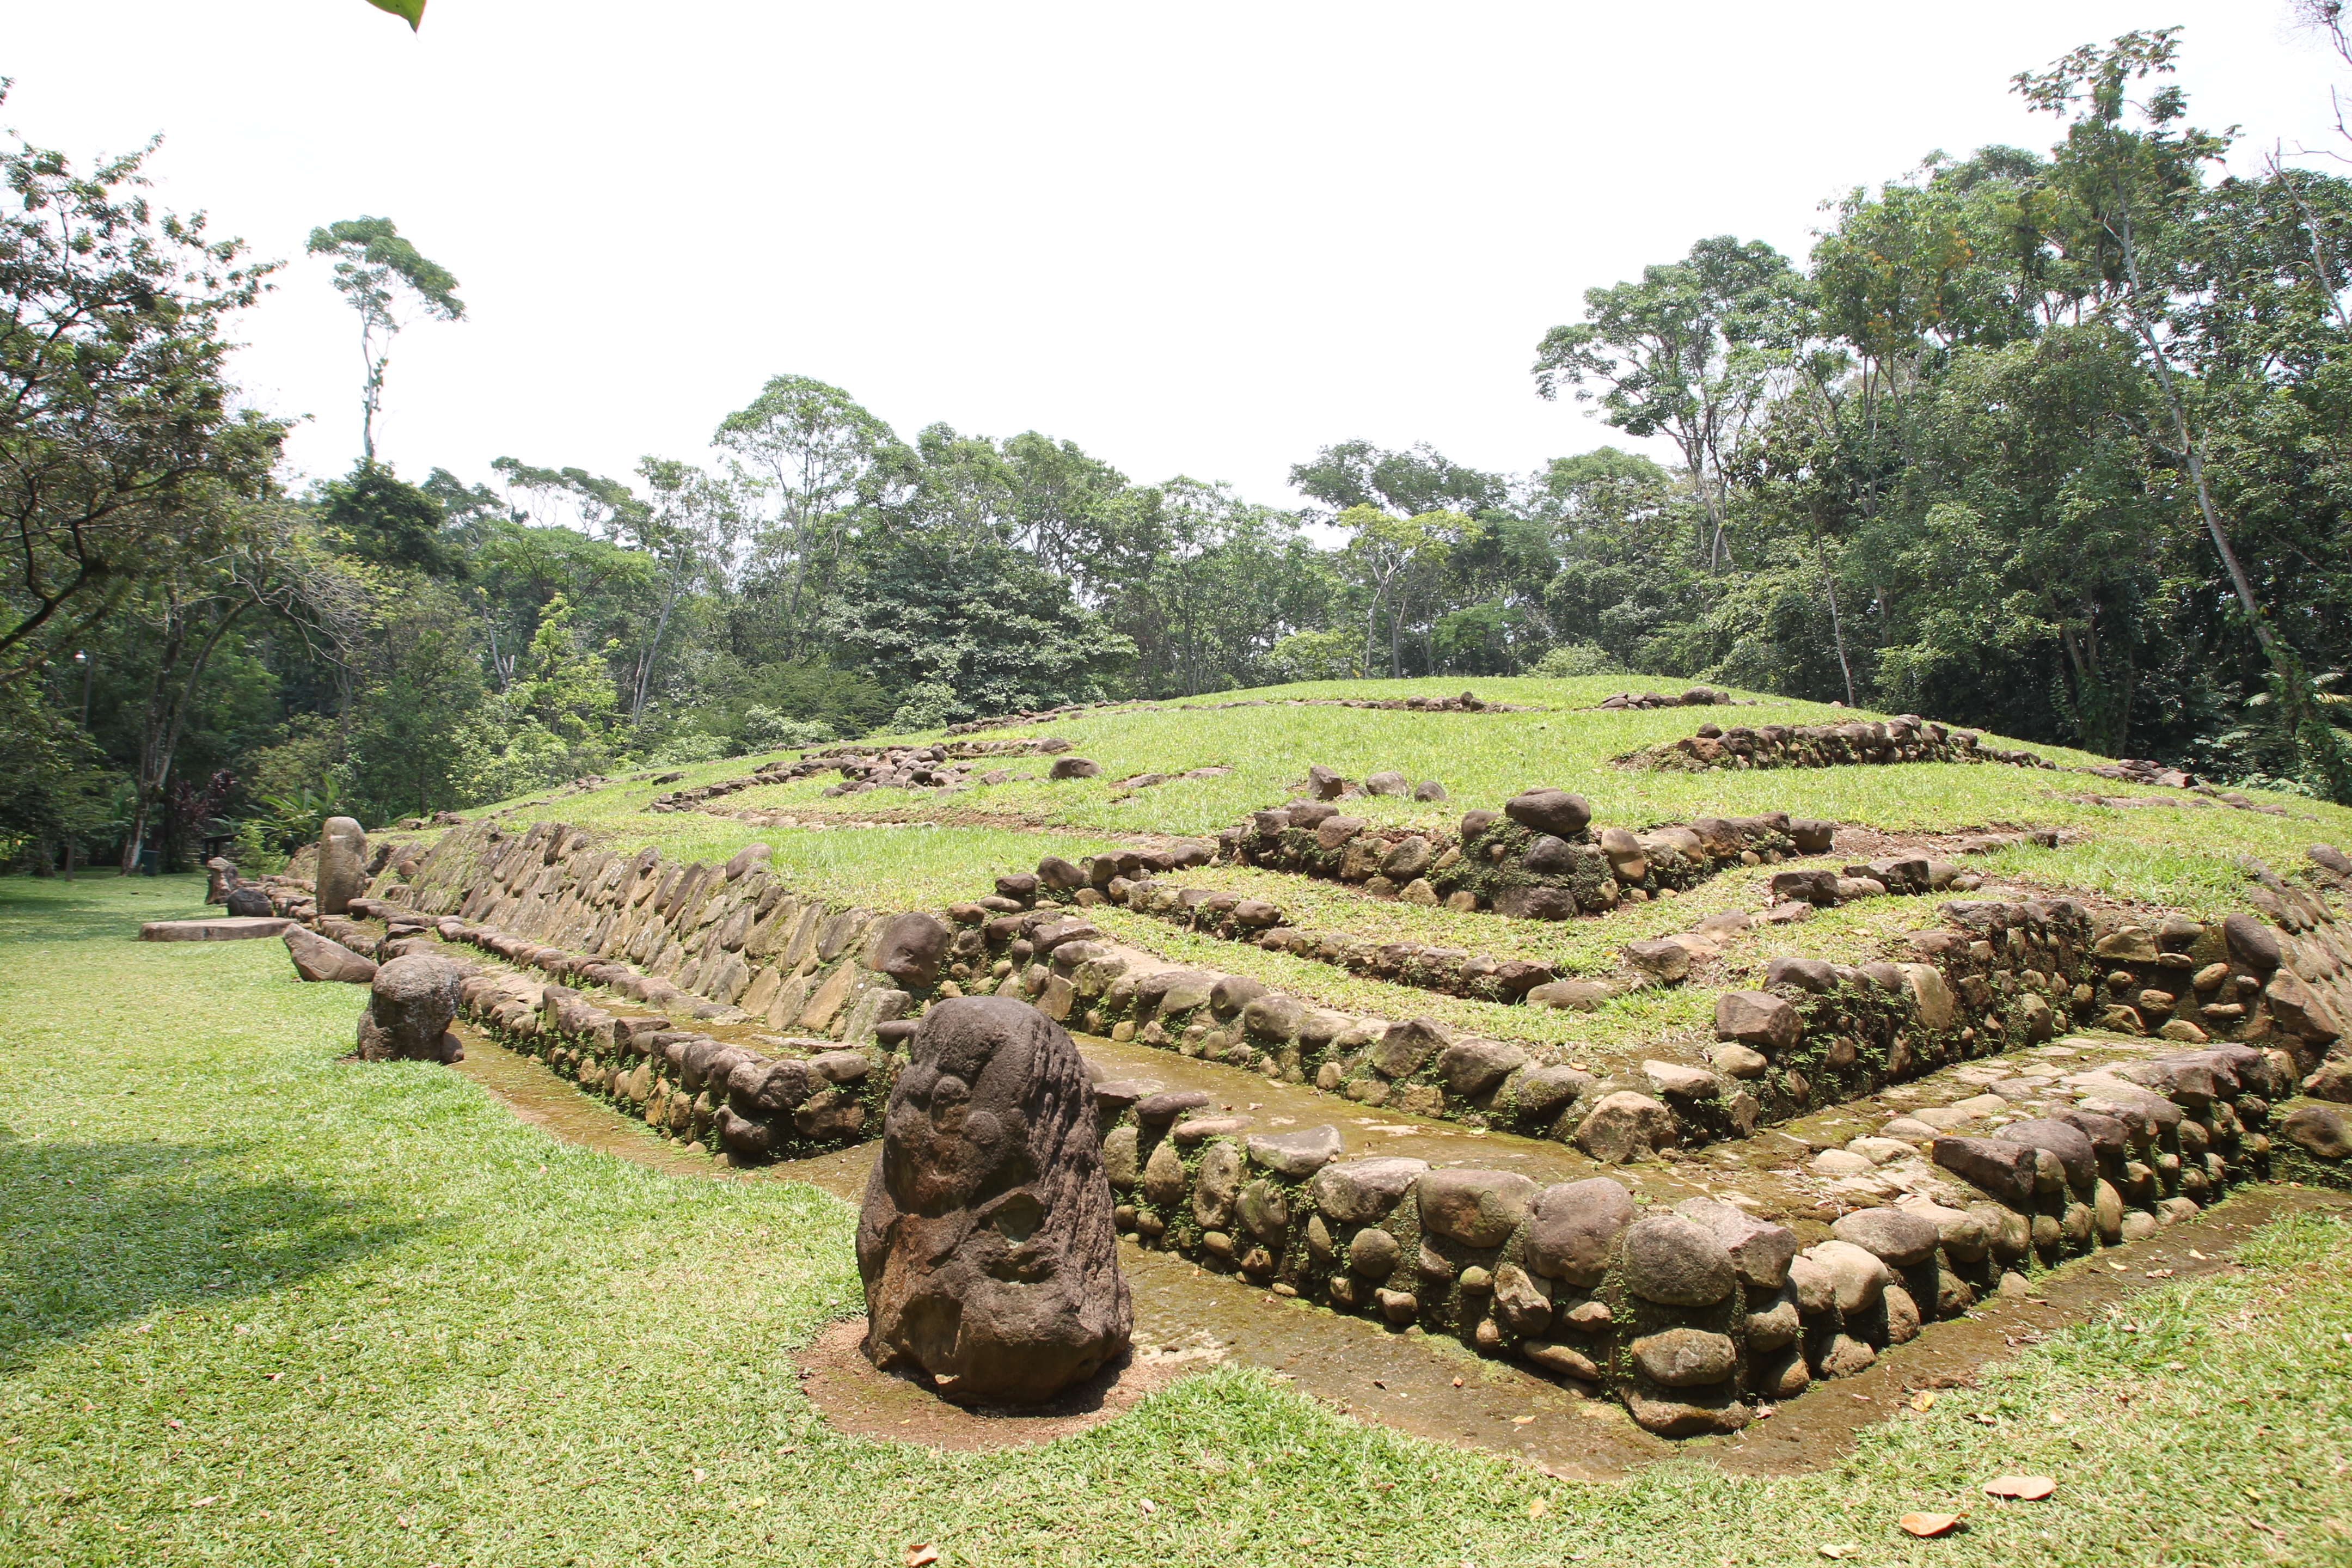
[1982,1475,2056,1500]
[1512,1414,1536,1425]
[1138,1499,1156,1515]
[1818,1545,1861,1559]
[1909,1391,1937,1413]
[1529,1498,1550,1520]
[1900,1512,1962,1538]
[905,1546,939,1568]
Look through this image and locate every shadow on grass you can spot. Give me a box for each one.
[0,873,215,947]
[0,1129,417,1365]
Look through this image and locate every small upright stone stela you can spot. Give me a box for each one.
[856,996,1131,1404]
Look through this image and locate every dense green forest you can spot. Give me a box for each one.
[7,29,2352,871]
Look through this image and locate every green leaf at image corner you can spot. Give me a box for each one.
[365,0,426,30]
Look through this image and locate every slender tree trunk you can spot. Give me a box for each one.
[1817,543,1855,707]
[121,602,242,873]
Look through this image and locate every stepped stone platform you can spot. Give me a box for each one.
[208,786,2352,1443]
[138,915,293,941]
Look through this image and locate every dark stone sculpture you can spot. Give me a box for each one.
[356,953,465,1062]
[855,995,1130,1403]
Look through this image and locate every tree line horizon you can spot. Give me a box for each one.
[5,24,2352,874]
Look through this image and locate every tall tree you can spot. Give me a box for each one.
[714,375,894,660]
[1,113,284,684]
[1533,236,1810,569]
[305,217,464,464]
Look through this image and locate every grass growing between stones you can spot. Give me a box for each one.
[9,874,2350,1568]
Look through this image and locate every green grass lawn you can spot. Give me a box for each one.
[430,675,2352,920]
[5,875,2352,1566]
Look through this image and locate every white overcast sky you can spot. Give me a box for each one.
[4,2,2344,510]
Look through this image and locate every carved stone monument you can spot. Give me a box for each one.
[855,996,1131,1403]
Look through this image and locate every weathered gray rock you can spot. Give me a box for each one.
[1503,789,1592,838]
[2224,912,2281,972]
[1644,1059,1719,1099]
[1673,1196,1797,1289]
[1804,1239,1891,1314]
[1246,1124,1343,1178]
[1369,1016,1449,1079]
[1490,1262,1553,1336]
[1574,1091,1678,1163]
[1435,1036,1529,1098]
[1714,990,1802,1052]
[1897,1198,1990,1262]
[1631,1327,1736,1388]
[355,953,464,1062]
[2281,1104,2351,1158]
[1101,1125,1140,1189]
[1525,1177,1634,1285]
[1417,1169,1537,1247]
[316,816,369,916]
[1191,1141,1243,1229]
[1307,1157,1428,1225]
[1787,818,1835,854]
[1829,1208,1940,1267]
[1348,1226,1401,1278]
[285,924,378,984]
[1994,1118,2097,1191]
[1364,770,1409,797]
[225,885,274,917]
[1624,939,1694,983]
[1598,826,1646,881]
[869,912,952,990]
[1526,978,1616,1012]
[1744,1286,1801,1352]
[2304,1062,2352,1104]
[1381,836,1435,881]
[1511,1064,1595,1123]
[1932,1135,2038,1208]
[856,996,1130,1404]
[2268,971,2344,1045]
[1141,1139,1187,1206]
[1764,956,1837,993]
[1620,1214,1737,1307]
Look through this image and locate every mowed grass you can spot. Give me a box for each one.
[460,675,2352,918]
[5,877,2352,1567]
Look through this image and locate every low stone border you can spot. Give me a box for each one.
[1624,715,2051,773]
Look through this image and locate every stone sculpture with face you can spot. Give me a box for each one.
[855,995,1131,1404]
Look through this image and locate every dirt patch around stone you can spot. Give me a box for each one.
[796,1317,1219,1451]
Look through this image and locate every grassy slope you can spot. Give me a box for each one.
[4,876,2350,1568]
[467,675,2352,918]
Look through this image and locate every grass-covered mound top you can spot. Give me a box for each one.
[428,676,2352,917]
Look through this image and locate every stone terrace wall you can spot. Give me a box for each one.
[290,813,2352,1440]
[1627,715,2051,773]
[1217,793,1835,916]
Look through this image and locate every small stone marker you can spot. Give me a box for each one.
[316,816,369,916]
[856,995,1131,1404]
